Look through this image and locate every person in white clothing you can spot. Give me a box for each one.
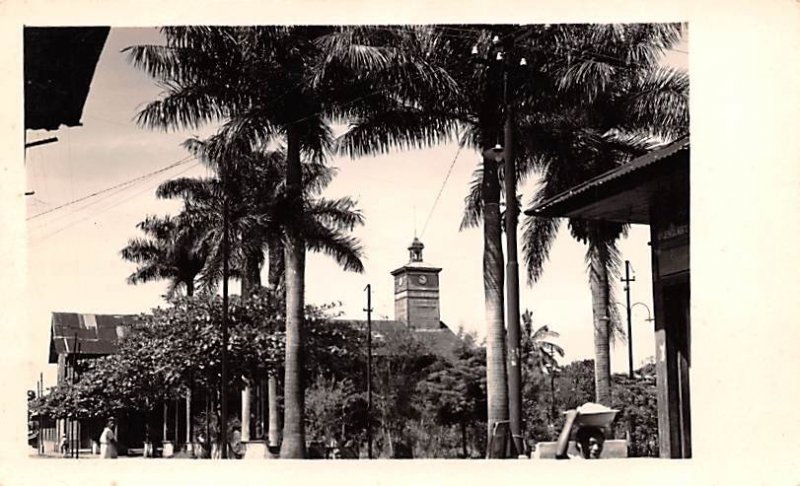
[99,418,118,459]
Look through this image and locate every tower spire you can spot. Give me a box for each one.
[413,205,417,238]
[408,236,424,263]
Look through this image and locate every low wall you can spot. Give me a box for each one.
[533,439,628,459]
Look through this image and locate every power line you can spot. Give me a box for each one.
[29,161,201,245]
[420,136,465,238]
[26,155,195,221]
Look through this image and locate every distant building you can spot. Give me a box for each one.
[338,237,462,359]
[44,312,141,454]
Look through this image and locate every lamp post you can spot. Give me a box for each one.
[363,284,373,459]
[610,301,654,376]
[473,28,530,457]
[621,261,636,378]
[543,359,558,421]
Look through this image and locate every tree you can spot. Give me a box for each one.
[611,371,659,457]
[126,26,448,457]
[121,214,207,297]
[416,330,487,458]
[520,310,564,374]
[513,24,688,405]
[156,135,366,295]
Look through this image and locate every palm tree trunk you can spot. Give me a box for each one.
[482,155,508,451]
[240,249,261,443]
[589,246,612,405]
[280,125,306,458]
[186,279,194,297]
[267,234,284,449]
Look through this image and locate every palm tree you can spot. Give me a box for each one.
[336,26,512,448]
[336,23,687,423]
[519,25,689,405]
[520,310,565,373]
[126,26,451,457]
[156,132,367,452]
[121,213,207,297]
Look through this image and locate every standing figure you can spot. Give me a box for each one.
[99,418,118,459]
[59,433,69,457]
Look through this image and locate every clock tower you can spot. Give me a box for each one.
[391,237,442,330]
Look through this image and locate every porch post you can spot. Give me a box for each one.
[241,382,251,442]
[268,375,280,447]
[185,391,192,448]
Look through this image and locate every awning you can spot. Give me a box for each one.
[24,27,109,131]
[525,136,689,225]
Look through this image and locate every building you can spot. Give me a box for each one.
[337,237,462,359]
[526,135,690,458]
[44,312,143,454]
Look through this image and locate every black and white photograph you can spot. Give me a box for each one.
[3,1,800,484]
[23,22,689,461]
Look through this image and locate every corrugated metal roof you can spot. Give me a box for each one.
[526,135,690,217]
[48,312,137,363]
[336,319,461,359]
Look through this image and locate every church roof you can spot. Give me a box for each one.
[336,319,461,359]
[48,312,137,363]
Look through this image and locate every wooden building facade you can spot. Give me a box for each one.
[526,136,691,458]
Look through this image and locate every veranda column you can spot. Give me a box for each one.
[162,401,167,443]
[241,381,251,442]
[268,375,281,448]
[185,390,192,451]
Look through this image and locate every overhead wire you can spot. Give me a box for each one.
[27,155,195,221]
[29,161,201,246]
[420,135,466,238]
[27,158,192,235]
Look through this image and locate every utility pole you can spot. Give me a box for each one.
[220,184,230,459]
[502,34,523,458]
[38,372,43,455]
[622,260,636,378]
[363,284,373,459]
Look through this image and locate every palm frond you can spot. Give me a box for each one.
[303,220,365,274]
[459,162,483,231]
[306,197,365,232]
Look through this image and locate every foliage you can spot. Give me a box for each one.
[304,377,367,446]
[611,372,659,457]
[415,330,487,457]
[120,213,207,297]
[521,357,659,457]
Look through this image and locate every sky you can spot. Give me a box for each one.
[25,27,687,387]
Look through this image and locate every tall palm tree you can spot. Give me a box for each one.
[336,23,686,420]
[157,132,367,452]
[519,25,689,405]
[126,26,451,457]
[121,213,207,297]
[336,26,512,448]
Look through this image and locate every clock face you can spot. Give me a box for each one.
[396,275,405,288]
[417,275,428,285]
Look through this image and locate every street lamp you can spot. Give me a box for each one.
[542,360,558,421]
[472,28,538,456]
